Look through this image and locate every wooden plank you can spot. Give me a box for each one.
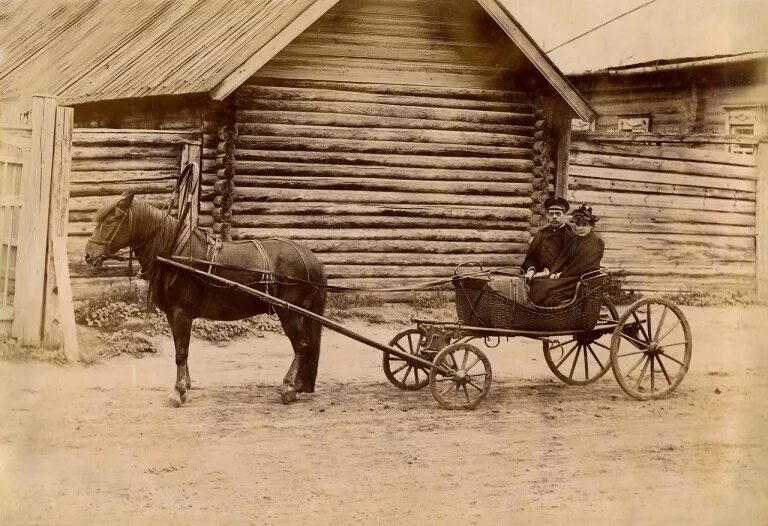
[71,145,181,159]
[228,214,524,230]
[178,143,201,227]
[553,104,571,197]
[228,227,529,242]
[43,106,73,349]
[52,237,79,362]
[580,203,755,227]
[70,158,180,171]
[12,95,57,346]
[70,170,178,184]
[210,0,342,100]
[568,164,756,193]
[570,152,756,180]
[757,141,768,301]
[569,175,755,201]
[572,131,761,146]
[571,140,758,167]
[315,252,517,266]
[569,189,755,214]
[72,129,199,146]
[474,0,593,120]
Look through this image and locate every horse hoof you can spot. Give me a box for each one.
[168,390,183,408]
[280,388,297,405]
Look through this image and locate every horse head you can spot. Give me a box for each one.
[84,192,135,267]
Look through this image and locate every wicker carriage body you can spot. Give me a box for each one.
[453,272,606,331]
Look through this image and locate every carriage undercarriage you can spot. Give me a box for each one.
[158,256,693,410]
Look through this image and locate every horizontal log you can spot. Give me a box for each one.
[570,140,758,167]
[235,85,535,112]
[568,164,755,193]
[71,145,181,160]
[245,77,532,102]
[314,253,518,266]
[231,135,532,158]
[226,149,534,171]
[572,131,761,146]
[237,111,535,135]
[70,170,178,184]
[579,203,754,227]
[570,152,756,180]
[323,265,462,279]
[230,227,530,242]
[69,180,177,198]
[227,186,534,207]
[71,158,180,172]
[569,189,755,214]
[237,100,535,125]
[606,265,755,278]
[291,239,527,254]
[72,128,199,146]
[238,123,533,146]
[69,194,173,216]
[203,201,532,221]
[229,214,525,230]
[206,161,534,184]
[599,232,754,251]
[569,175,755,201]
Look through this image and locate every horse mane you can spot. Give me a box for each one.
[92,191,135,223]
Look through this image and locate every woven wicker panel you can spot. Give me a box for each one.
[453,275,605,331]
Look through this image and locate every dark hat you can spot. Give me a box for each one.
[571,204,599,224]
[543,196,570,212]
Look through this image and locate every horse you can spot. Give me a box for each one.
[84,191,327,406]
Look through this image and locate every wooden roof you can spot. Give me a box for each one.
[0,0,595,120]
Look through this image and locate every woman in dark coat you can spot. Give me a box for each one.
[527,204,604,307]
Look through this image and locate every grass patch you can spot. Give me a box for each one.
[661,290,757,307]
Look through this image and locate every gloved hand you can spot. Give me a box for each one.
[532,269,550,279]
[524,268,535,280]
[549,272,561,279]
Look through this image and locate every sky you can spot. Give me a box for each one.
[503,0,768,73]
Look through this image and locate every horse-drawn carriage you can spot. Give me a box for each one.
[85,189,692,410]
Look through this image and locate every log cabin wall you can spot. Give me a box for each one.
[223,0,561,289]
[569,132,758,294]
[572,59,768,134]
[68,95,227,297]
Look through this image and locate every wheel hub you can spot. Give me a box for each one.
[452,369,470,385]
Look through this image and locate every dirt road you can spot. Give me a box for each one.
[1,305,767,525]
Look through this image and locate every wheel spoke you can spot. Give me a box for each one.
[402,365,413,383]
[449,352,460,370]
[662,341,689,349]
[461,349,469,370]
[390,362,409,375]
[556,342,579,368]
[635,356,651,390]
[659,352,686,367]
[591,340,611,351]
[650,354,655,392]
[549,338,578,352]
[569,345,581,379]
[646,304,652,346]
[464,356,482,373]
[617,349,647,358]
[584,344,589,379]
[434,376,455,383]
[621,332,649,348]
[440,381,456,397]
[467,380,484,392]
[656,355,672,385]
[463,384,471,404]
[407,334,415,354]
[631,310,651,342]
[413,367,420,385]
[624,353,647,377]
[653,306,669,341]
[657,321,681,343]
[587,344,604,369]
[394,342,408,355]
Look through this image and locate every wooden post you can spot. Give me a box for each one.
[553,106,572,198]
[178,142,201,226]
[12,95,57,346]
[757,138,768,302]
[43,106,77,358]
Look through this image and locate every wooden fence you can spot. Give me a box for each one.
[568,131,765,297]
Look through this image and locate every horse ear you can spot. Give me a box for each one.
[116,191,134,211]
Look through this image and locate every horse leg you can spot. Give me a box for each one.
[166,308,193,407]
[277,312,311,404]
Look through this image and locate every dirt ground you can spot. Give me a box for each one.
[1,304,767,525]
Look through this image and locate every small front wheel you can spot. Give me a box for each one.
[428,343,492,410]
[383,328,431,390]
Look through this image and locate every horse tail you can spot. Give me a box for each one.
[298,277,326,393]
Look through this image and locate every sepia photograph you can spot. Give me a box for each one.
[1,0,766,523]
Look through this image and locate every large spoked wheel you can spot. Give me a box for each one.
[543,298,619,385]
[383,328,432,390]
[610,297,692,400]
[428,343,492,410]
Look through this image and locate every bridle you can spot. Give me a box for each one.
[87,206,132,265]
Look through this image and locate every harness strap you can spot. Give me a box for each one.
[271,237,311,281]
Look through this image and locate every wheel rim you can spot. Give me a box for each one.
[611,298,692,400]
[383,328,432,390]
[428,343,492,410]
[543,298,618,385]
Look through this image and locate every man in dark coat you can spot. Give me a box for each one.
[522,196,574,280]
[528,204,604,306]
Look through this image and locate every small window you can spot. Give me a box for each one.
[571,118,594,131]
[617,116,650,133]
[726,108,760,155]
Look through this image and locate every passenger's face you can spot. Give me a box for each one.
[573,220,593,237]
[547,209,567,227]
